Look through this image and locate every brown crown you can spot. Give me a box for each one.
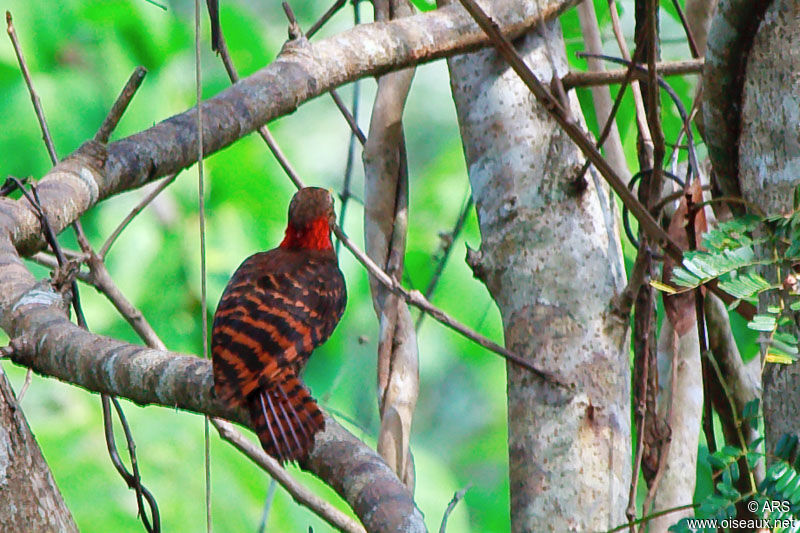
[287,187,335,228]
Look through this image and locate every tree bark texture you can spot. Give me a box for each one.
[0,370,78,532]
[735,0,800,452]
[446,6,630,531]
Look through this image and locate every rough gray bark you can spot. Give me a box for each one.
[736,0,800,451]
[0,370,78,532]
[446,3,630,530]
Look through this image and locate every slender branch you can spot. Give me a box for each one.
[100,174,178,259]
[561,58,703,89]
[211,419,365,533]
[439,483,472,533]
[307,0,348,38]
[95,67,147,144]
[333,223,569,387]
[330,89,368,145]
[6,12,58,163]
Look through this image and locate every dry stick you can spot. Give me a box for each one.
[625,246,653,527]
[439,483,472,533]
[73,215,160,533]
[212,6,560,385]
[214,25,303,190]
[307,0,348,38]
[334,223,567,386]
[99,174,179,260]
[330,89,368,145]
[573,38,645,189]
[639,328,679,531]
[668,0,700,59]
[576,0,628,181]
[95,66,147,144]
[7,13,158,531]
[6,12,57,163]
[561,58,704,89]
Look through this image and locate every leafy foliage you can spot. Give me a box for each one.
[667,206,800,362]
[670,400,800,532]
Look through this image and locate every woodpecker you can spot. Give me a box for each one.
[212,187,346,463]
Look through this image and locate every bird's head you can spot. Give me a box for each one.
[280,187,336,251]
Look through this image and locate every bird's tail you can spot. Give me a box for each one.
[246,375,325,464]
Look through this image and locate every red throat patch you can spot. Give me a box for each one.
[279,216,333,251]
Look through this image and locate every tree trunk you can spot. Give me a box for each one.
[446,3,631,530]
[0,369,78,532]
[735,0,800,450]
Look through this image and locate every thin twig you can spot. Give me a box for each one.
[561,58,703,89]
[330,89,367,145]
[439,483,472,533]
[99,174,179,259]
[605,503,698,533]
[256,479,278,533]
[307,0,348,38]
[211,418,366,533]
[333,223,567,386]
[6,12,58,163]
[668,0,700,59]
[95,66,147,143]
[607,0,653,165]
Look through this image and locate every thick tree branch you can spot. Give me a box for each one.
[3,289,423,532]
[7,0,578,257]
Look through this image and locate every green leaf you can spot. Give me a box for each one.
[708,454,728,469]
[749,314,778,332]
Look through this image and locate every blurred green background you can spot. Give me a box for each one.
[0,1,756,531]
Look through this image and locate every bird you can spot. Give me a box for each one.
[211,187,346,464]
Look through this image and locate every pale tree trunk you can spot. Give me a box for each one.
[0,369,78,532]
[734,0,800,450]
[445,2,630,529]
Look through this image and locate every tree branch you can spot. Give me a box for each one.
[3,289,422,532]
